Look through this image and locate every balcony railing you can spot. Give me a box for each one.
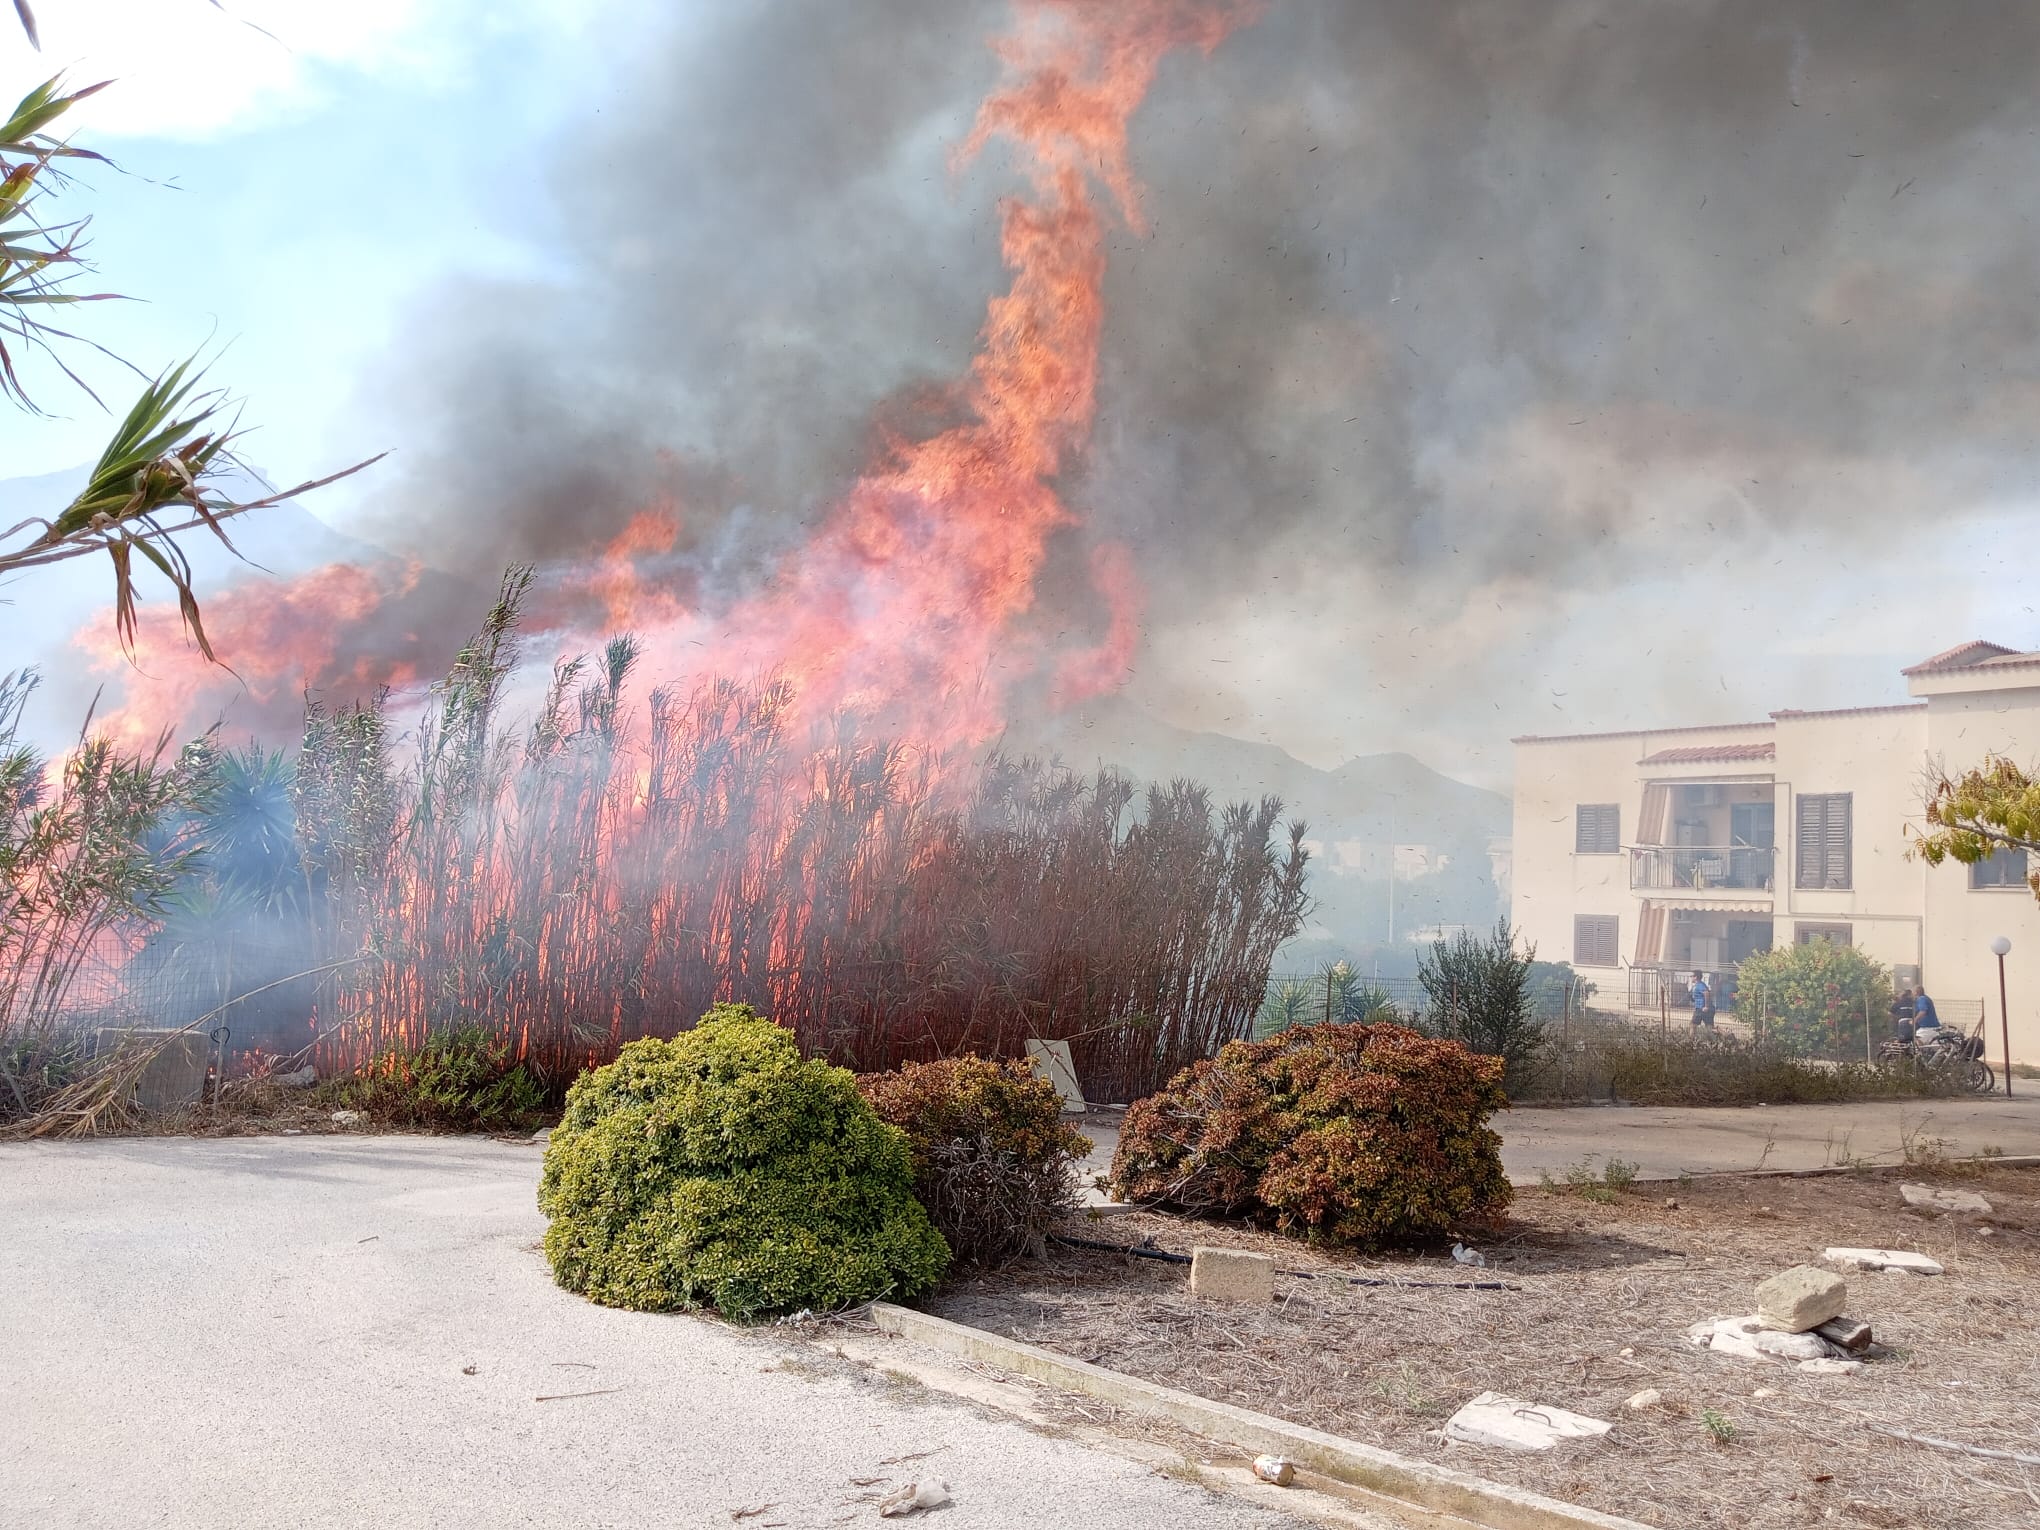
[1629,844,1777,892]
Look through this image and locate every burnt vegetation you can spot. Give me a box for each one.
[2,572,1311,1127]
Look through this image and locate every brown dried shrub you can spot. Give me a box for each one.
[859,1056,1092,1267]
[1110,1021,1511,1247]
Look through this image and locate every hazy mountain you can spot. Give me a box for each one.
[1016,696,1509,964]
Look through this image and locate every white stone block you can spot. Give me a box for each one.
[1901,1183,1992,1215]
[1444,1392,1612,1452]
[1824,1247,1944,1276]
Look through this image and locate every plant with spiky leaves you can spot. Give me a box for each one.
[0,73,377,656]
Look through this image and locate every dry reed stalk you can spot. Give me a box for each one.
[291,578,1310,1098]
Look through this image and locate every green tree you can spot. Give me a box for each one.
[1419,918,1544,1089]
[1734,939,1892,1057]
[1910,754,2040,899]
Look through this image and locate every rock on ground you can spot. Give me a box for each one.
[1755,1265,1848,1332]
[1443,1392,1612,1452]
[1901,1182,1992,1215]
[1824,1247,1945,1276]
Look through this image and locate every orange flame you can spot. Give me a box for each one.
[618,0,1260,748]
[79,562,421,749]
[79,0,1257,754]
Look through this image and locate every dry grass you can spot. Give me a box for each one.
[926,1166,2040,1530]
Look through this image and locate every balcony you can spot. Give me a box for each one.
[1629,844,1777,893]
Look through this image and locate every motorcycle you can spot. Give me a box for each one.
[1877,1023,1997,1094]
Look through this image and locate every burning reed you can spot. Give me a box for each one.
[296,571,1309,1102]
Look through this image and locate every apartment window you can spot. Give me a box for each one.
[1574,914,1620,967]
[1971,846,2031,890]
[1795,923,1853,947]
[1575,804,1620,855]
[1794,793,1852,890]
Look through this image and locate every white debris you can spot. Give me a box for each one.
[1625,1389,1662,1411]
[878,1480,951,1517]
[1798,1358,1865,1376]
[1901,1183,1992,1215]
[1751,1328,1832,1362]
[1251,1455,1297,1486]
[1824,1247,1945,1276]
[1698,1316,1834,1366]
[1443,1392,1612,1452]
[1451,1243,1486,1268]
[330,1110,364,1126]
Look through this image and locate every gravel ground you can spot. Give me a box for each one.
[929,1164,2040,1530]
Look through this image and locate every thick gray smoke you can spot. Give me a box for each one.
[362,0,2040,749]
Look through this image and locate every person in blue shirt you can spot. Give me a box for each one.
[1688,971,1714,1028]
[1912,989,1941,1032]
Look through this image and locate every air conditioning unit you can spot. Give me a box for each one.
[1670,908,1698,926]
[1681,785,1725,809]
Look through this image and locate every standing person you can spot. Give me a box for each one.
[1912,988,1941,1034]
[1689,971,1713,1029]
[1890,988,1917,1044]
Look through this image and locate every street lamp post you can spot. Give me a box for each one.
[1990,936,2013,1098]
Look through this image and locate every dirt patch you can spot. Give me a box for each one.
[925,1165,2040,1530]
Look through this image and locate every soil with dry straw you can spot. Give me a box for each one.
[927,1164,2040,1530]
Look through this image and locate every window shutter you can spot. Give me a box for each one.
[1824,796,1851,889]
[1795,794,1852,890]
[1576,804,1619,855]
[1796,795,1822,889]
[1574,914,1618,967]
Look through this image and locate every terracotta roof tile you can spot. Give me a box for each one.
[1640,743,1777,764]
[1902,640,2018,676]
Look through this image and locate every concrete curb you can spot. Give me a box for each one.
[871,1303,1654,1530]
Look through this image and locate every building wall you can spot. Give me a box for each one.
[1511,684,2040,1065]
[1512,725,1771,982]
[1512,733,1639,979]
[1770,707,1928,977]
[1922,685,2040,1063]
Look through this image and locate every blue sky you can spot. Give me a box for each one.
[2,0,646,504]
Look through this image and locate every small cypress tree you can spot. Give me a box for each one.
[1419,918,1544,1091]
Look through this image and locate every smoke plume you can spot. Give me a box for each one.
[90,1,2040,760]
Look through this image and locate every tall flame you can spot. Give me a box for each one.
[623,0,1259,746]
[78,0,1258,750]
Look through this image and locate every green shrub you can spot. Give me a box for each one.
[538,1004,949,1319]
[1734,941,1892,1056]
[1419,919,1546,1089]
[859,1056,1092,1266]
[332,1024,546,1130]
[1110,1020,1511,1248]
[1518,1019,1960,1106]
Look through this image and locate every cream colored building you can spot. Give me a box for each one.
[1511,641,2040,1063]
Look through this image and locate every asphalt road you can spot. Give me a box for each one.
[1075,1094,2040,1193]
[0,1136,1315,1530]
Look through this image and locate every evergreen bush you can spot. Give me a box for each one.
[332,1024,546,1131]
[538,1004,949,1318]
[1733,941,1893,1056]
[1111,1020,1510,1247]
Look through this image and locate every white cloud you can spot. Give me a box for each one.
[2,0,590,140]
